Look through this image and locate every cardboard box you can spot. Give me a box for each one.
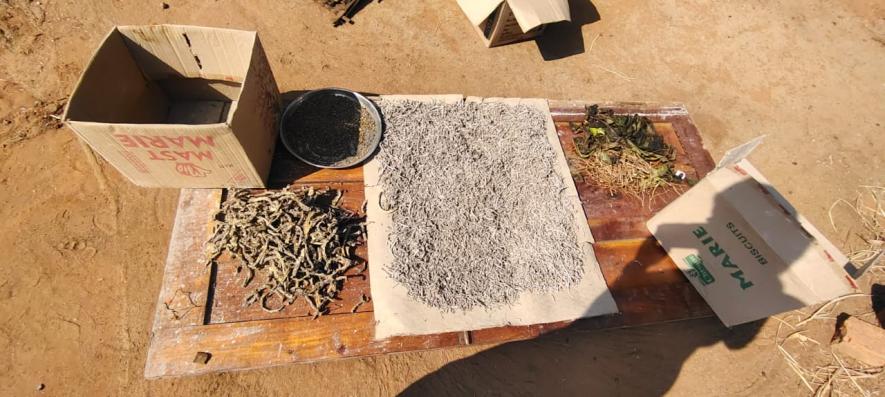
[63,25,280,188]
[647,140,857,326]
[456,0,570,47]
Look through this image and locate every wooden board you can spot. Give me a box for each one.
[145,101,717,378]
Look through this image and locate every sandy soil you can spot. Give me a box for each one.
[1,0,883,395]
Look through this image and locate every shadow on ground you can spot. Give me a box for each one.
[872,283,885,327]
[400,178,809,396]
[330,0,382,27]
[536,0,601,61]
[401,317,765,396]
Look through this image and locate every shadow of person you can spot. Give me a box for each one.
[871,283,885,327]
[400,176,819,396]
[536,0,601,61]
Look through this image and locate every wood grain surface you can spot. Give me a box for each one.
[145,102,717,378]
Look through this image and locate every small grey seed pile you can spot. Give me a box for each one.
[375,100,585,312]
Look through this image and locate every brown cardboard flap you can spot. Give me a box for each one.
[166,101,228,124]
[457,0,570,32]
[64,121,266,188]
[647,160,855,326]
[64,28,169,124]
[507,0,570,31]
[457,0,505,26]
[156,78,242,101]
[117,25,254,81]
[226,36,280,188]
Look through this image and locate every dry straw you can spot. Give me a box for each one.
[772,186,884,396]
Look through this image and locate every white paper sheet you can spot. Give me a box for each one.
[365,95,618,339]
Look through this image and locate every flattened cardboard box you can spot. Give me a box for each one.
[647,150,856,327]
[457,0,570,47]
[64,25,280,188]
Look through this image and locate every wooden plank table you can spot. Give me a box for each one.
[144,101,717,378]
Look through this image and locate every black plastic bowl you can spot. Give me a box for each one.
[279,88,382,168]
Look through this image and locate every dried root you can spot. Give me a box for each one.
[204,186,365,318]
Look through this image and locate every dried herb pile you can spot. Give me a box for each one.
[571,105,683,199]
[204,187,366,317]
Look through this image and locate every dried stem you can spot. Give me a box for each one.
[205,186,365,317]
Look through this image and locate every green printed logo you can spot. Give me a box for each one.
[684,254,715,286]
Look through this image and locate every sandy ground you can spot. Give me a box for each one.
[1,0,883,395]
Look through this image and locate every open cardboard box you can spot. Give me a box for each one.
[648,139,857,326]
[64,25,280,188]
[457,0,571,47]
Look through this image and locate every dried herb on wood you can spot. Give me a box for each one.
[570,105,683,199]
[204,187,365,317]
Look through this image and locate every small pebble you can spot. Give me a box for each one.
[193,351,211,364]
